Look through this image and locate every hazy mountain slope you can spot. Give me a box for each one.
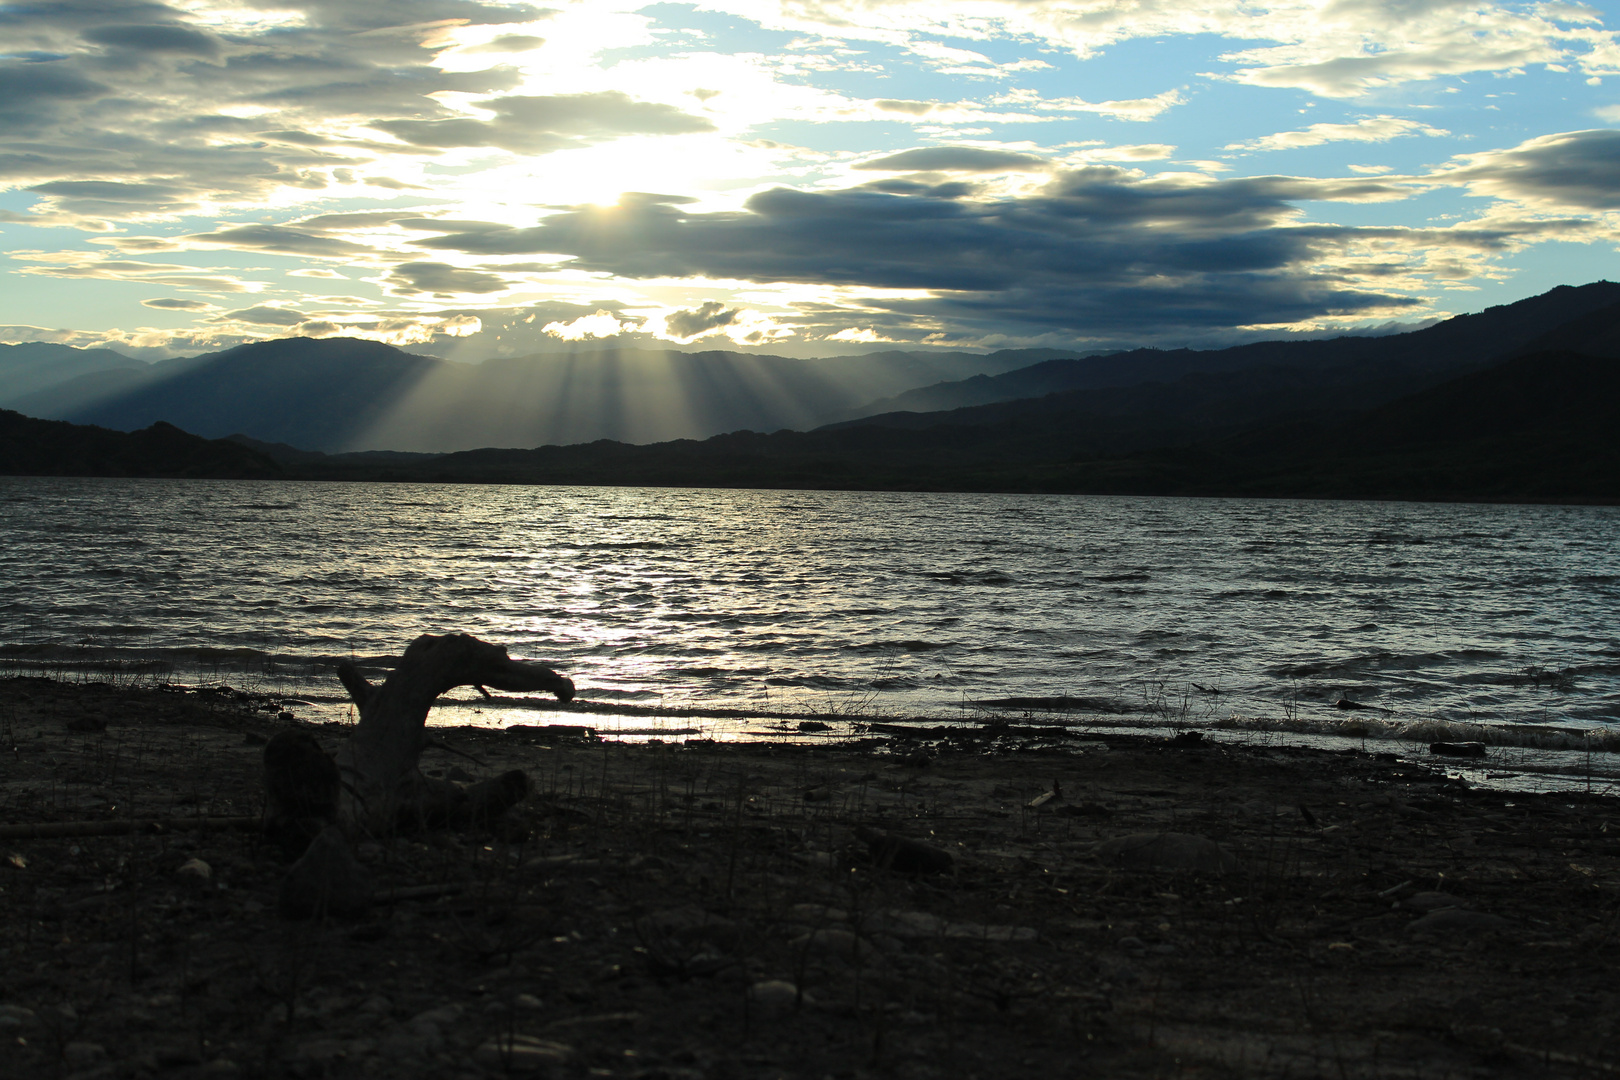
[0,342,145,404]
[42,339,1057,452]
[844,280,1620,418]
[10,366,157,418]
[65,338,443,451]
[0,410,282,479]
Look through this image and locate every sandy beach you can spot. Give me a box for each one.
[2,675,1618,1079]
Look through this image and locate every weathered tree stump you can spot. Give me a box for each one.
[263,632,574,870]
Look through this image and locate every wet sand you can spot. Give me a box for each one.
[2,676,1617,1079]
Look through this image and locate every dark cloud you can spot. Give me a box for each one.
[27,179,190,214]
[141,297,216,310]
[873,99,937,115]
[463,34,547,53]
[1443,129,1620,209]
[0,62,107,126]
[386,261,511,296]
[855,147,1051,172]
[185,225,378,257]
[81,24,220,56]
[411,167,1423,336]
[375,91,715,153]
[666,301,741,338]
[0,1,546,217]
[216,305,309,326]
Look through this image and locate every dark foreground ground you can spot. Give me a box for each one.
[2,678,1618,1079]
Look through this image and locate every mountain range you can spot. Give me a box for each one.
[2,339,1065,452]
[2,280,1618,501]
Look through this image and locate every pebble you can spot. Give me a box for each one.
[0,1003,37,1029]
[747,980,807,1018]
[177,858,212,881]
[473,1034,572,1071]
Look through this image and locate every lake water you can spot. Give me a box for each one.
[3,477,1618,755]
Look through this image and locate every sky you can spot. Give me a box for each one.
[3,0,1620,361]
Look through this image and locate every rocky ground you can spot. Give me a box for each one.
[2,676,1619,1080]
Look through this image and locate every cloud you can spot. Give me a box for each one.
[141,297,218,311]
[216,305,310,327]
[372,91,716,154]
[543,310,626,340]
[1228,116,1451,152]
[664,301,742,339]
[461,34,547,54]
[8,251,267,292]
[701,1,1620,97]
[81,24,221,57]
[854,147,1051,172]
[1437,128,1620,208]
[405,166,1442,340]
[989,87,1186,122]
[385,261,512,297]
[179,225,379,258]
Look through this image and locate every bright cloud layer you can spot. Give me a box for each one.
[2,0,1620,356]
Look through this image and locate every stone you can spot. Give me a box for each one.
[176,857,212,881]
[747,980,806,1018]
[473,1034,572,1071]
[0,1004,36,1029]
[1095,832,1240,874]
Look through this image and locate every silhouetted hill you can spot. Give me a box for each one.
[846,281,1620,417]
[305,347,1617,503]
[0,410,283,479]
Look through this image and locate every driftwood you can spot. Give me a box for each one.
[264,632,574,860]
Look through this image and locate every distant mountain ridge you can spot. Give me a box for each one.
[19,339,1050,452]
[846,281,1620,417]
[4,280,1619,458]
[5,340,1618,503]
[0,342,145,404]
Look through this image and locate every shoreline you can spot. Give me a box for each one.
[3,676,1619,1078]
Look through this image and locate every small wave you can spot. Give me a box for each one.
[238,503,299,511]
[845,640,954,652]
[1267,650,1482,678]
[972,695,1131,714]
[766,675,858,690]
[920,570,1016,586]
[1095,572,1151,583]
